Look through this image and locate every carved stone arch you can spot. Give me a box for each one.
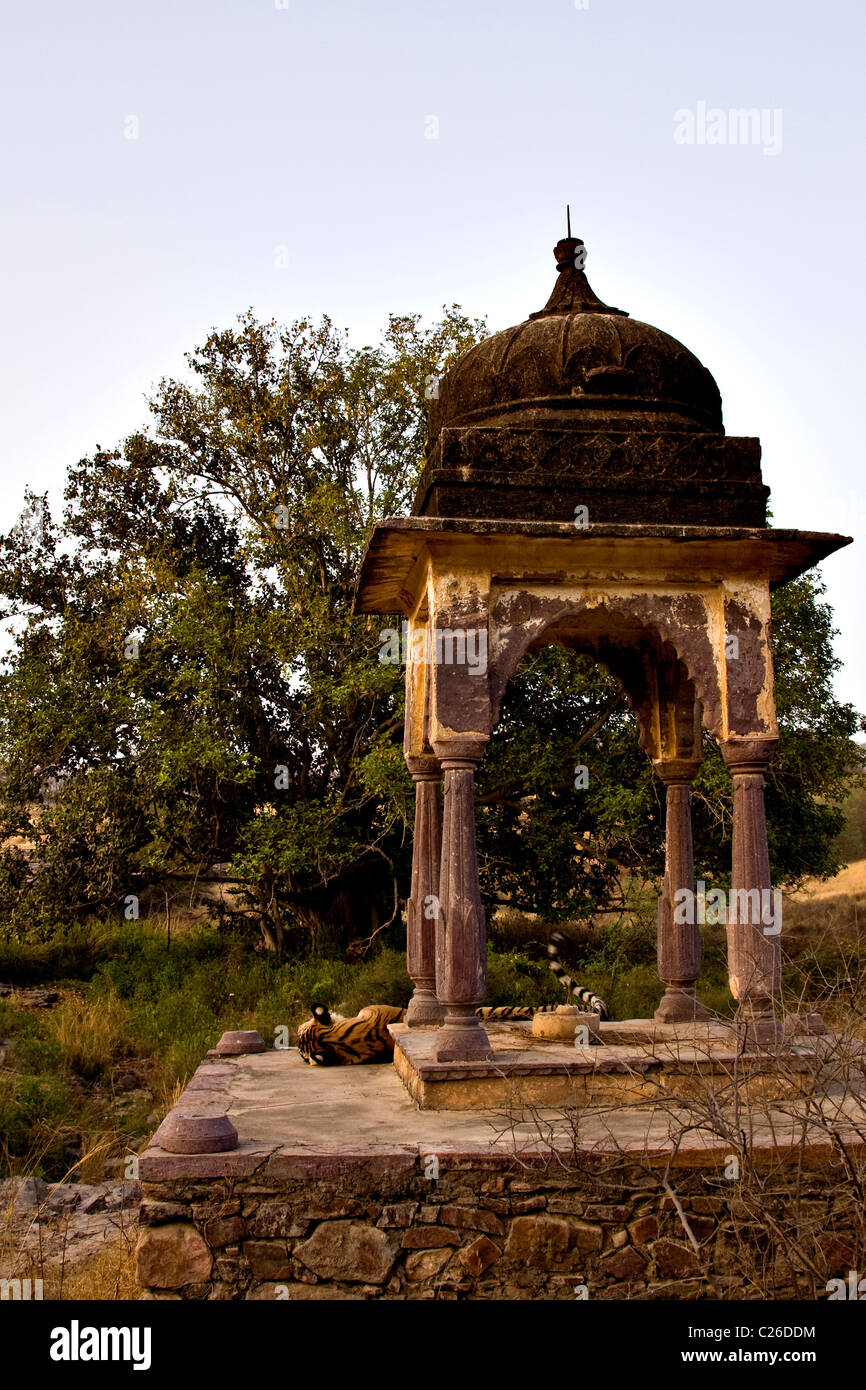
[489,590,721,742]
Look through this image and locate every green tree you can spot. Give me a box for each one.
[0,309,483,949]
[0,309,861,952]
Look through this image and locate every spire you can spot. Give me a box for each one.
[529,217,627,320]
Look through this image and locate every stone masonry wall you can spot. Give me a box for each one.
[136,1157,862,1301]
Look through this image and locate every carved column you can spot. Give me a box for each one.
[405,756,445,1026]
[722,738,782,1047]
[655,760,710,1023]
[430,738,491,1062]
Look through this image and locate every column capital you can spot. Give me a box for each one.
[431,735,489,767]
[655,757,702,786]
[405,753,441,780]
[721,737,778,775]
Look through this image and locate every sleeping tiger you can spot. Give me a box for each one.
[296,932,608,1066]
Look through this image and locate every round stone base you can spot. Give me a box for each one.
[405,989,445,1027]
[216,1030,267,1055]
[431,1011,492,1062]
[160,1111,239,1154]
[654,986,710,1024]
[532,1008,601,1043]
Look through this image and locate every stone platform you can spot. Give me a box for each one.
[390,1019,822,1111]
[134,1039,866,1300]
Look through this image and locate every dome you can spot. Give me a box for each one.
[414,228,766,528]
[429,236,723,436]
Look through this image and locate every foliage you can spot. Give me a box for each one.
[0,304,861,949]
[0,309,483,948]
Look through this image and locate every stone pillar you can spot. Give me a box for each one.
[722,738,782,1047]
[405,756,445,1026]
[654,760,709,1023]
[430,739,491,1062]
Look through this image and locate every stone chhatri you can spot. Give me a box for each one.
[354,224,852,1062]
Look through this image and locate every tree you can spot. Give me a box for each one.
[0,308,861,951]
[0,309,484,947]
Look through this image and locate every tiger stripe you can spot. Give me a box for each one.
[297,934,609,1064]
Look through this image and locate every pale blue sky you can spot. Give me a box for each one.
[1,0,863,707]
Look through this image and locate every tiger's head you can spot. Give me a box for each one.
[296,1004,346,1066]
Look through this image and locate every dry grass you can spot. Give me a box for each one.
[791,858,866,902]
[44,992,130,1080]
[45,1233,139,1301]
[151,1075,185,1124]
[0,1128,141,1301]
[0,1219,139,1301]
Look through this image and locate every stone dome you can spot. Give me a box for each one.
[428,236,723,436]
[413,229,766,527]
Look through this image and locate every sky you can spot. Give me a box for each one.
[0,0,863,709]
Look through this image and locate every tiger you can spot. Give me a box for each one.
[296,933,608,1066]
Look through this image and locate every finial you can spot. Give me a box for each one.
[529,219,627,320]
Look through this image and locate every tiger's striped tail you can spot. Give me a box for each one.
[547,932,609,1019]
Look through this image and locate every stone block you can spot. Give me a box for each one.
[247,1203,310,1239]
[192,1197,240,1221]
[139,1201,189,1226]
[214,1254,251,1285]
[584,1204,633,1222]
[402,1227,460,1250]
[295,1220,397,1284]
[546,1195,586,1215]
[459,1236,501,1278]
[653,1238,700,1277]
[512,1196,547,1214]
[135,1223,213,1289]
[602,1246,647,1280]
[480,1196,510,1215]
[505,1216,601,1270]
[690,1197,725,1214]
[437,1204,505,1236]
[290,1259,318,1285]
[377,1202,418,1229]
[686,1215,715,1243]
[405,1249,453,1282]
[204,1215,247,1248]
[300,1197,361,1221]
[481,1176,506,1193]
[243,1239,292,1279]
[246,1282,357,1301]
[628,1215,659,1244]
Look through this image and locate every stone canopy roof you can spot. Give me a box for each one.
[413,233,766,527]
[428,235,723,437]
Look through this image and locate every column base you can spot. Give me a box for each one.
[431,1007,492,1062]
[739,1006,785,1050]
[405,984,445,1027]
[654,984,710,1024]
